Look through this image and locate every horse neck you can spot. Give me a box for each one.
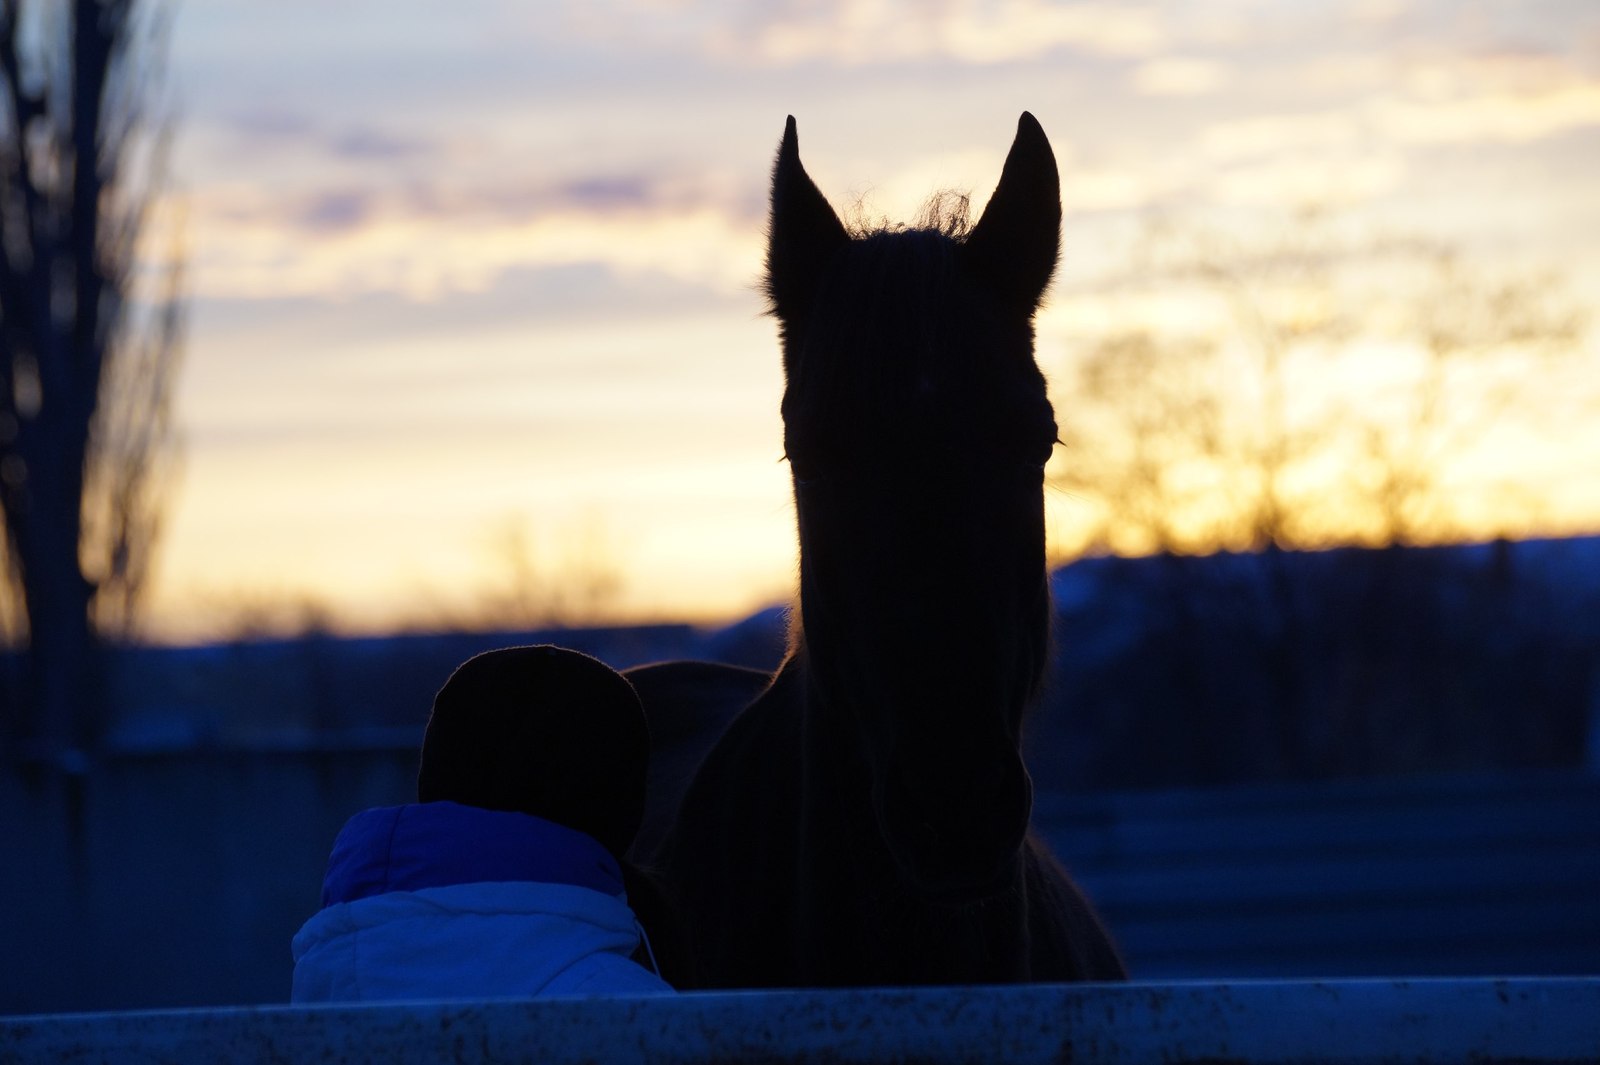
[785,591,1042,772]
[781,450,1053,754]
[783,609,1042,911]
[787,548,1049,726]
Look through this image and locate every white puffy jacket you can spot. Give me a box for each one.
[291,802,673,1001]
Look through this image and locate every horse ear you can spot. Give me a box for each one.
[961,112,1060,313]
[765,116,849,322]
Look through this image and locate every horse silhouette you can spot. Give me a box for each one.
[638,113,1125,988]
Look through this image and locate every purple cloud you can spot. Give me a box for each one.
[294,190,374,233]
[330,127,433,161]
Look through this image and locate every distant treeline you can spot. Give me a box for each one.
[1030,536,1600,790]
[5,537,1595,791]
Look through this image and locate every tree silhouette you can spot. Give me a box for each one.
[474,512,625,631]
[0,0,182,761]
[1051,211,1588,559]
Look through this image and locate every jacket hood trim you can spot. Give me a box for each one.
[320,802,623,907]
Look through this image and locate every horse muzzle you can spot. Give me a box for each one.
[873,750,1034,902]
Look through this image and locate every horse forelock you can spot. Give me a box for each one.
[763,189,972,315]
[844,189,975,242]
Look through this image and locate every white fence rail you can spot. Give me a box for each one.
[3,979,1597,1064]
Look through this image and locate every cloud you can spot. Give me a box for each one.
[186,178,763,301]
[329,127,434,161]
[1199,112,1366,161]
[1367,48,1600,143]
[1132,57,1230,96]
[212,110,448,165]
[1193,52,1600,173]
[294,190,376,234]
[1065,166,1187,213]
[558,176,660,211]
[1205,153,1407,207]
[223,109,316,140]
[627,0,1172,66]
[1374,83,1600,144]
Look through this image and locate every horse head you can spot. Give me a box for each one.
[766,114,1061,900]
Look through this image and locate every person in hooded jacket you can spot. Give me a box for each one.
[290,645,675,1001]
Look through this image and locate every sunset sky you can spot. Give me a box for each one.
[148,0,1600,642]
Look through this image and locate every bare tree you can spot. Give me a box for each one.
[1053,330,1230,556]
[1051,212,1588,559]
[474,513,625,631]
[1355,250,1585,545]
[0,0,182,760]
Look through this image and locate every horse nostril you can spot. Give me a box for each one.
[875,756,1032,899]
